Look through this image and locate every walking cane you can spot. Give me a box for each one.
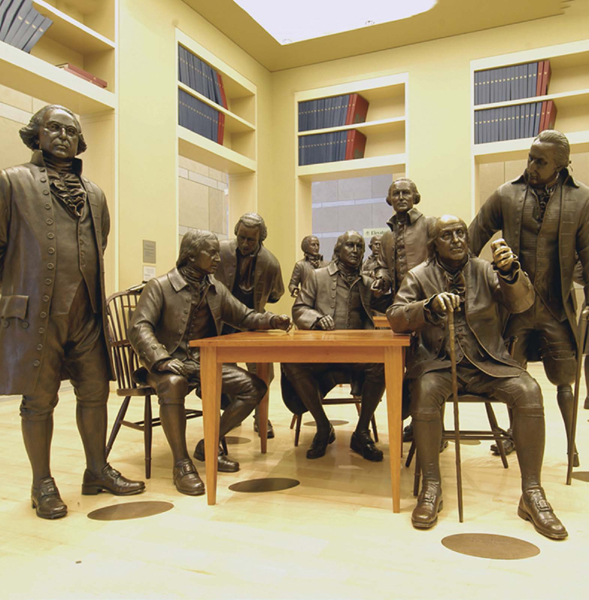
[447,309,463,522]
[567,305,589,485]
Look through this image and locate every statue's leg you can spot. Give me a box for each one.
[584,355,589,409]
[282,363,334,458]
[409,371,451,529]
[350,363,385,461]
[247,362,275,438]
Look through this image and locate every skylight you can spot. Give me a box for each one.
[234,0,438,45]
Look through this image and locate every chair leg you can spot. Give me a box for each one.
[294,415,302,447]
[144,396,153,479]
[485,402,509,469]
[406,440,416,468]
[354,399,361,416]
[289,414,297,430]
[105,396,131,459]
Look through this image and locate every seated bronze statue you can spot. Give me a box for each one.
[128,230,290,495]
[388,215,567,539]
[282,231,389,461]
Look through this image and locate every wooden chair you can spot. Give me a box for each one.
[104,285,203,478]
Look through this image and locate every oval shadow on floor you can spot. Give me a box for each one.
[229,478,300,493]
[225,436,251,445]
[442,533,540,560]
[88,501,174,521]
[571,471,589,483]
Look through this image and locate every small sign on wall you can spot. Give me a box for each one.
[363,227,389,237]
[143,240,156,264]
[143,265,156,282]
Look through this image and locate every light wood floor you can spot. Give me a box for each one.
[0,363,587,600]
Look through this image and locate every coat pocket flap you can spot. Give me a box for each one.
[0,295,29,319]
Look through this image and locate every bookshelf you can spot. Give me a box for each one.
[176,29,257,175]
[295,74,407,181]
[471,40,589,216]
[0,0,118,289]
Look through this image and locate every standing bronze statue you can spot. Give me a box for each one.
[373,178,435,296]
[289,234,326,297]
[469,130,589,467]
[389,215,567,539]
[283,231,389,461]
[128,230,290,494]
[216,213,285,438]
[0,105,145,519]
[361,235,382,278]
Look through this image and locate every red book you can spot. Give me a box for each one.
[56,63,107,88]
[216,72,228,109]
[541,60,551,96]
[539,100,548,132]
[543,100,557,130]
[536,60,545,97]
[217,112,225,145]
[345,130,366,160]
[345,93,369,125]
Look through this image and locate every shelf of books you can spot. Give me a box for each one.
[472,40,589,164]
[295,73,407,181]
[176,29,257,175]
[0,0,116,112]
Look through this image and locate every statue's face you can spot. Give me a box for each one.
[370,238,381,255]
[306,236,320,255]
[189,238,221,275]
[236,223,261,256]
[434,218,468,267]
[526,141,562,187]
[38,108,79,159]
[389,181,415,214]
[337,233,364,269]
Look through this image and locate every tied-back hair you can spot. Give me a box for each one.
[177,229,218,268]
[333,230,365,258]
[19,104,87,154]
[234,212,267,243]
[533,130,570,170]
[301,235,318,253]
[386,177,421,206]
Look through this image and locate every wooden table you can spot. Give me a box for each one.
[373,315,389,329]
[191,329,410,511]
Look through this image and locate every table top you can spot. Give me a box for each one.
[190,329,410,349]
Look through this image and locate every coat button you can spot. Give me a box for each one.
[48,248,55,255]
[43,190,49,195]
[45,203,51,210]
[45,278,52,285]
[151,345,157,349]
[38,327,45,334]
[33,360,40,367]
[47,263,54,270]
[37,344,43,351]
[21,321,29,329]
[47,233,54,239]
[40,177,47,183]
[39,168,46,173]
[42,295,50,302]
[2,320,9,328]
[40,312,47,318]
[46,218,53,225]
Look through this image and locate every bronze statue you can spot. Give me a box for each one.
[289,235,326,297]
[282,231,389,461]
[469,130,589,467]
[361,235,382,278]
[389,215,567,539]
[373,178,435,297]
[0,105,145,519]
[128,230,290,494]
[216,212,285,438]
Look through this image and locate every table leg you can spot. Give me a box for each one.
[201,346,222,505]
[384,346,404,513]
[256,362,270,454]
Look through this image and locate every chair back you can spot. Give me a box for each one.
[106,284,147,393]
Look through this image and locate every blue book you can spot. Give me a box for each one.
[529,62,538,98]
[3,0,30,46]
[22,13,50,53]
[0,0,24,41]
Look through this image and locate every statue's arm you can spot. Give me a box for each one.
[387,271,433,333]
[292,270,324,329]
[468,189,504,256]
[576,199,589,304]
[288,262,302,296]
[100,189,110,252]
[492,261,535,314]
[218,282,274,330]
[268,261,285,303]
[128,279,171,372]
[0,172,12,286]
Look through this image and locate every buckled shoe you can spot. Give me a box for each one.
[194,439,240,472]
[518,487,568,540]
[411,484,443,529]
[350,430,383,462]
[173,459,205,496]
[31,477,67,519]
[306,425,335,459]
[82,464,146,496]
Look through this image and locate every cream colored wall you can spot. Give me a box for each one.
[268,1,589,310]
[117,0,272,289]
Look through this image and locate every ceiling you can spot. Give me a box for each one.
[182,0,571,72]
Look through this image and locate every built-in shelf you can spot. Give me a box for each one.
[178,125,255,174]
[0,40,115,113]
[297,153,406,182]
[297,116,405,137]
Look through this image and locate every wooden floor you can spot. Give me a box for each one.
[0,363,588,600]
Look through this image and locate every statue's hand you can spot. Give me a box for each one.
[271,314,292,331]
[491,238,516,274]
[291,288,300,297]
[158,358,188,376]
[316,315,335,330]
[371,277,390,294]
[431,292,461,314]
